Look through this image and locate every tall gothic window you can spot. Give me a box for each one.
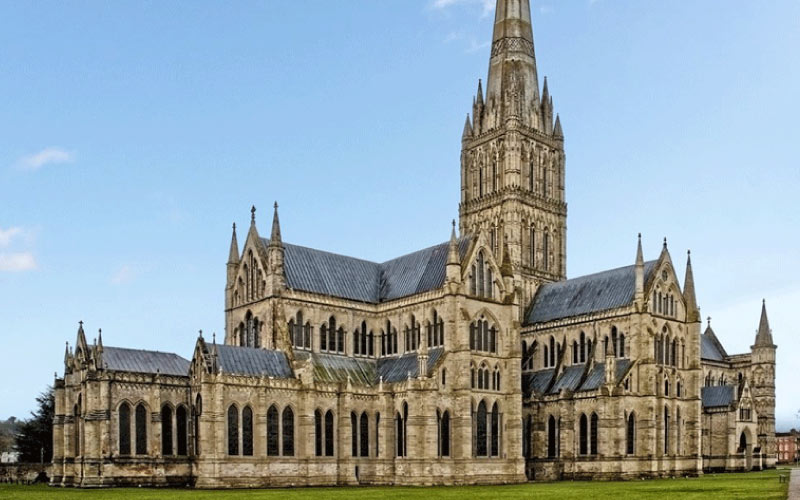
[547,415,557,458]
[289,311,311,350]
[626,412,636,455]
[135,403,147,456]
[543,232,550,271]
[579,413,588,455]
[530,225,536,267]
[360,412,369,457]
[267,405,279,456]
[314,410,323,457]
[176,405,188,456]
[227,405,239,456]
[119,402,131,456]
[282,407,294,456]
[590,413,598,455]
[549,336,555,367]
[664,406,670,455]
[375,413,381,457]
[475,401,487,457]
[490,402,500,457]
[325,410,335,457]
[440,410,451,457]
[242,406,254,456]
[161,405,173,456]
[428,310,445,348]
[194,395,202,456]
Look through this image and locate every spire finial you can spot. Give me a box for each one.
[663,237,668,249]
[251,205,256,223]
[212,332,216,344]
[708,316,712,328]
[79,320,83,329]
[199,329,203,339]
[270,201,282,245]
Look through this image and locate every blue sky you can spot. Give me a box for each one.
[1,0,798,429]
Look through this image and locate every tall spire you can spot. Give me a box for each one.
[486,0,538,106]
[228,222,240,265]
[684,250,699,322]
[754,299,774,347]
[270,202,282,246]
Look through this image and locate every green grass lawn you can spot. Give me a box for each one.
[0,469,789,500]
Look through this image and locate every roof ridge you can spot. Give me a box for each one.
[543,260,659,287]
[104,345,188,358]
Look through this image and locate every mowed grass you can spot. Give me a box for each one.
[0,469,789,500]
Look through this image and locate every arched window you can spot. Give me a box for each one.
[547,415,557,458]
[119,402,131,456]
[677,381,682,398]
[470,364,476,389]
[282,407,294,456]
[176,405,188,456]
[337,327,345,354]
[314,410,323,457]
[475,400,488,457]
[375,413,381,457]
[441,410,451,457]
[579,414,588,455]
[477,251,485,296]
[227,405,238,456]
[590,413,598,455]
[135,403,147,456]
[626,412,635,455]
[320,323,328,351]
[543,346,549,368]
[193,395,202,456]
[573,341,579,364]
[395,411,404,457]
[242,406,253,456]
[664,406,670,455]
[441,368,446,386]
[491,402,500,457]
[267,405,279,456]
[325,410,335,457]
[611,327,618,357]
[161,405,173,456]
[549,336,555,367]
[579,331,586,363]
[529,225,536,267]
[360,412,369,457]
[676,409,681,455]
[619,333,625,358]
[543,232,550,271]
[671,338,677,366]
[665,379,670,397]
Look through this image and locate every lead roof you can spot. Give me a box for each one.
[702,385,736,409]
[102,346,190,377]
[264,237,471,304]
[526,261,658,325]
[214,344,293,378]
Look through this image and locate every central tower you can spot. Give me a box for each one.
[459,0,567,301]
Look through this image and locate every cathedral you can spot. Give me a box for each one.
[51,0,777,488]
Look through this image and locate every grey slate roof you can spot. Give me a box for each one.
[295,348,445,386]
[525,261,658,325]
[522,359,632,396]
[214,345,293,378]
[701,332,726,361]
[264,238,471,304]
[702,385,736,409]
[378,348,444,383]
[102,346,190,377]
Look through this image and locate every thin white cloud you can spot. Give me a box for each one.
[111,264,139,285]
[0,227,22,247]
[0,253,37,272]
[17,147,75,171]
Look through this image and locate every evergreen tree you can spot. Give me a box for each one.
[15,387,54,463]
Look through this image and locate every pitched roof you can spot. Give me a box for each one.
[701,327,727,361]
[102,346,190,377]
[525,261,658,325]
[264,238,471,304]
[522,359,632,396]
[214,345,293,378]
[702,385,736,409]
[294,348,445,386]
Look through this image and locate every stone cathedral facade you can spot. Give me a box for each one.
[51,0,776,488]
